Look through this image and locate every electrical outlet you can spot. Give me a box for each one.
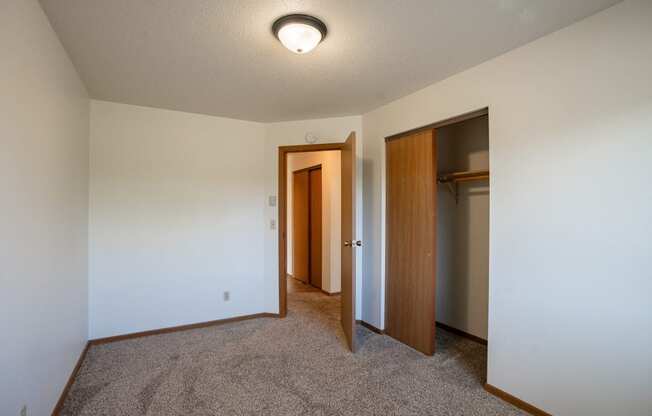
[20,405,27,416]
[270,219,276,230]
[268,195,277,207]
[223,291,230,301]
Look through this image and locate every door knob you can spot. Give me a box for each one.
[354,240,362,247]
[344,241,351,247]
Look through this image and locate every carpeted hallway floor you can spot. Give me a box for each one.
[60,278,525,415]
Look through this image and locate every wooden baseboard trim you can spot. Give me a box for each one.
[90,312,280,346]
[484,384,551,416]
[436,321,487,345]
[51,341,91,416]
[355,320,486,344]
[357,320,384,334]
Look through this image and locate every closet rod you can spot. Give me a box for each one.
[437,169,489,184]
[437,170,489,204]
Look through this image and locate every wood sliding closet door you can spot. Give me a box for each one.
[292,170,310,283]
[385,129,437,355]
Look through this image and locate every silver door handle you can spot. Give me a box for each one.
[354,240,362,247]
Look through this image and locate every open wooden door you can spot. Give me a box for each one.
[385,129,437,355]
[341,132,357,352]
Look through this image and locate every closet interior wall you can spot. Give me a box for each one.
[436,115,490,340]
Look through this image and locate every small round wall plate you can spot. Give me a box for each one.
[305,132,318,143]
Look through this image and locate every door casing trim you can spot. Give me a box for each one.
[278,143,344,317]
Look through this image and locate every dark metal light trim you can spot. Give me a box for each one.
[272,14,328,42]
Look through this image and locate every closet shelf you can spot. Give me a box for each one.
[437,170,489,204]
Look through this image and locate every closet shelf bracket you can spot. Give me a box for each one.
[444,181,459,204]
[437,170,489,205]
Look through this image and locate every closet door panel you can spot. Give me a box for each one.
[292,170,310,283]
[385,129,437,355]
[309,168,323,289]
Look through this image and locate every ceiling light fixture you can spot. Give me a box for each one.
[272,14,327,54]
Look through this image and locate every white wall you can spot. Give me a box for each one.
[0,1,89,415]
[89,100,266,338]
[264,117,363,317]
[362,1,652,415]
[287,151,342,293]
[436,116,489,340]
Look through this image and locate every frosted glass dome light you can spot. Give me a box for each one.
[273,14,327,54]
[278,23,321,54]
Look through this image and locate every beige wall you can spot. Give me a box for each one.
[287,151,342,294]
[0,1,89,415]
[436,116,489,340]
[89,100,267,339]
[89,103,360,338]
[362,2,652,414]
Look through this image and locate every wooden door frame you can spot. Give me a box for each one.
[278,143,344,317]
[383,107,489,351]
[291,164,322,288]
[384,107,488,142]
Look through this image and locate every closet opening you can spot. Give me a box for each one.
[435,114,490,350]
[385,109,489,379]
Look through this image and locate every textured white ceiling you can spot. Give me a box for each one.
[39,0,620,122]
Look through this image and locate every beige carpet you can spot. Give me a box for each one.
[60,279,525,415]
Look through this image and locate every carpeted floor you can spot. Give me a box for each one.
[60,278,525,415]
